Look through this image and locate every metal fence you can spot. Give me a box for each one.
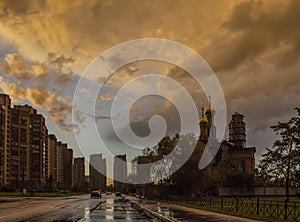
[168,196,300,221]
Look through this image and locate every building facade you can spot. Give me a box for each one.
[199,103,256,177]
[114,154,127,193]
[57,142,73,190]
[0,94,73,191]
[0,94,11,188]
[65,148,73,190]
[10,105,31,189]
[89,154,106,191]
[73,157,85,191]
[48,134,58,182]
[8,104,49,188]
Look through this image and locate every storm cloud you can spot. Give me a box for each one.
[0,0,299,158]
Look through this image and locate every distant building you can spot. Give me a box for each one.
[65,148,73,190]
[73,157,85,191]
[48,134,58,182]
[89,154,106,191]
[101,158,107,190]
[114,154,127,193]
[57,142,63,187]
[85,175,90,184]
[199,102,256,177]
[57,142,73,190]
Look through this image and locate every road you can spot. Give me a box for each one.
[0,194,263,222]
[0,194,154,222]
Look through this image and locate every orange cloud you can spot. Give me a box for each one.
[0,77,73,132]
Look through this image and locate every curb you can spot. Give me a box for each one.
[131,202,179,222]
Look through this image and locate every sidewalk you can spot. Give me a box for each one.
[140,201,264,222]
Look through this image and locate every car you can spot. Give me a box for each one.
[91,191,101,199]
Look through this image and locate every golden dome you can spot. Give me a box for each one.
[205,96,215,114]
[199,107,208,124]
[205,106,212,113]
[205,105,215,114]
[232,112,243,116]
[199,117,208,124]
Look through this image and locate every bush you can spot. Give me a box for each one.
[0,186,14,192]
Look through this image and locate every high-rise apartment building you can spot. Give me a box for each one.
[48,134,58,182]
[57,142,73,190]
[65,148,73,190]
[57,141,63,187]
[114,154,127,193]
[12,105,48,187]
[0,94,11,188]
[101,158,107,191]
[89,154,106,191]
[10,106,31,189]
[0,94,73,191]
[73,157,85,191]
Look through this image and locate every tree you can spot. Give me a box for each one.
[44,174,54,192]
[258,108,300,201]
[132,133,210,196]
[170,137,208,195]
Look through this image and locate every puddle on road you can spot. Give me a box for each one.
[88,197,157,221]
[84,207,90,219]
[105,198,114,220]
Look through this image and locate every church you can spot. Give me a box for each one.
[198,103,256,177]
[135,102,256,198]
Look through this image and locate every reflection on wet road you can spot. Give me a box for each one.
[0,194,154,222]
[0,194,259,221]
[82,196,154,221]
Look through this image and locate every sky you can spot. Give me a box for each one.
[0,0,300,179]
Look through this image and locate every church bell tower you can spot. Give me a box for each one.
[199,107,209,143]
[229,112,246,149]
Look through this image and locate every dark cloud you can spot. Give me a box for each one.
[54,73,73,85]
[207,0,300,72]
[0,0,46,16]
[97,94,114,101]
[47,52,75,72]
[97,95,181,142]
[1,0,300,157]
[95,115,111,120]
